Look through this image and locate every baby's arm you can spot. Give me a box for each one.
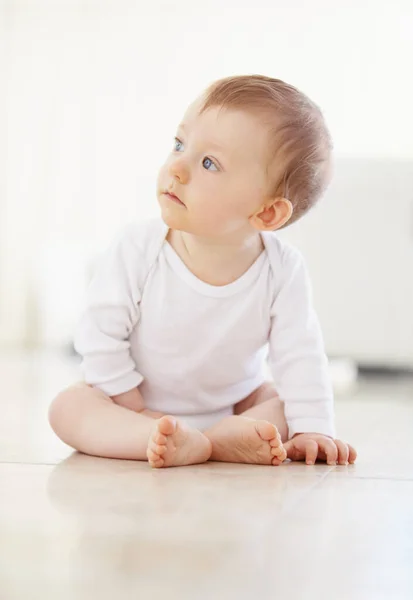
[268,245,356,464]
[74,226,146,402]
[269,245,335,438]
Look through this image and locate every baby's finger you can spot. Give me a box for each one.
[334,439,349,465]
[318,437,338,465]
[304,440,319,465]
[348,444,357,464]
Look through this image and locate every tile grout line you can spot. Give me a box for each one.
[277,467,336,518]
[0,460,63,467]
[0,461,412,483]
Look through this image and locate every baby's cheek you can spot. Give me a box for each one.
[227,193,258,220]
[207,201,235,223]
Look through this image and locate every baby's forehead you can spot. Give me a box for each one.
[179,101,271,158]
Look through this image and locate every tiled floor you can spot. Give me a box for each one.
[0,351,412,600]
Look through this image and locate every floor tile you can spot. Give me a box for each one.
[0,352,412,599]
[0,460,330,600]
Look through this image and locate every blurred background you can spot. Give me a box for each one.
[1,0,412,389]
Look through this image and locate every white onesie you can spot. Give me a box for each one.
[74,218,335,436]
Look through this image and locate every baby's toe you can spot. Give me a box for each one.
[153,432,167,445]
[157,416,177,436]
[149,441,167,456]
[255,421,278,442]
[147,447,163,464]
[269,435,282,447]
[271,445,285,457]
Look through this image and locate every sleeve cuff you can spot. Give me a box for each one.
[91,371,144,397]
[288,417,336,439]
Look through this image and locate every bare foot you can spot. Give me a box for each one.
[206,415,287,466]
[147,416,212,468]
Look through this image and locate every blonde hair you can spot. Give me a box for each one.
[200,75,333,227]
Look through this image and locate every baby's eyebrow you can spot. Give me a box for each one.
[206,141,226,152]
[176,123,228,155]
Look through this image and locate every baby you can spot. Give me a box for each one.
[49,74,357,469]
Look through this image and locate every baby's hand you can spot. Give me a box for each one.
[284,433,357,466]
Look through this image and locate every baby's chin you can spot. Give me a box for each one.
[158,199,188,232]
[159,210,208,237]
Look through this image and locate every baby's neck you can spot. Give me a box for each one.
[167,228,264,287]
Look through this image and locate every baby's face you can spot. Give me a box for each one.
[157,99,271,237]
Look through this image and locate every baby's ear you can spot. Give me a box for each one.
[250,198,293,231]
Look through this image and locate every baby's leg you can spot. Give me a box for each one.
[205,382,288,466]
[49,382,211,467]
[234,381,289,441]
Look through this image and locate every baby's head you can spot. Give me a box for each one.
[157,74,332,238]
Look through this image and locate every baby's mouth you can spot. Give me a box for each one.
[164,190,185,206]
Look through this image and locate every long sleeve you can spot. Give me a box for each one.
[268,244,335,439]
[74,227,145,397]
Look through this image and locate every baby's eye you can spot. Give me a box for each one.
[202,157,218,171]
[174,138,184,152]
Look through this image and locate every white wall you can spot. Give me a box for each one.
[1,0,412,346]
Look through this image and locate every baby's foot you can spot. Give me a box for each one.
[206,416,287,466]
[147,416,212,468]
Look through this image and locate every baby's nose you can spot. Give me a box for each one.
[168,158,190,184]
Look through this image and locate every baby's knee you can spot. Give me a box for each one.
[48,382,90,439]
[235,381,279,413]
